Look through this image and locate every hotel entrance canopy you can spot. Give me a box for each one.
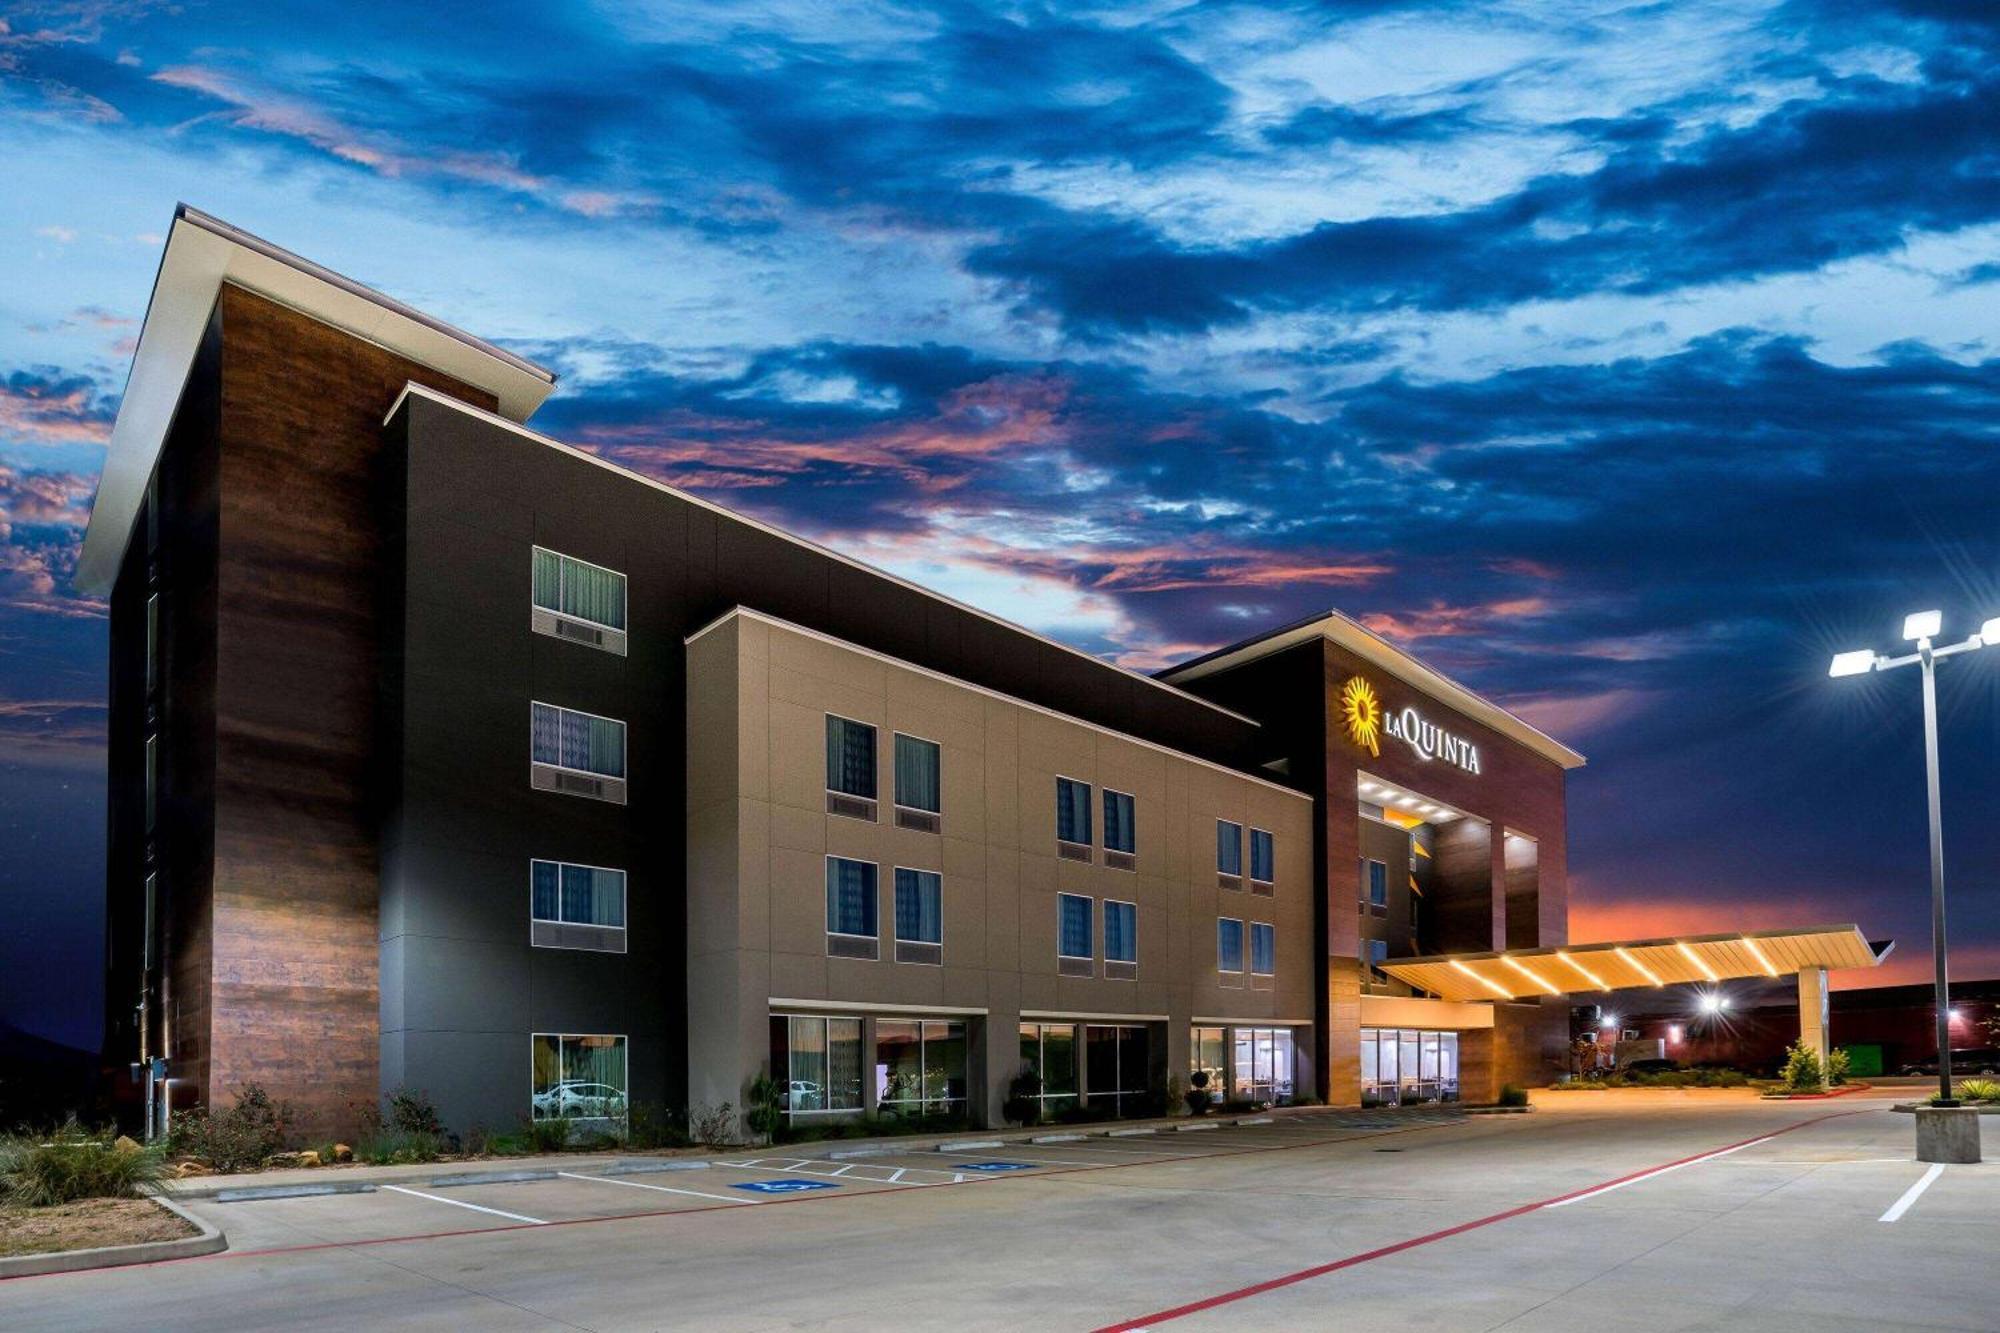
[1380,925,1892,1002]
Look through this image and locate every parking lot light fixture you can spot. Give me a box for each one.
[1828,649,1877,678]
[1903,610,1943,641]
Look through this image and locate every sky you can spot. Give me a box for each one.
[2,0,1997,1051]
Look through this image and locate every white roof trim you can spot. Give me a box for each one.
[1160,609,1586,770]
[388,380,1262,731]
[74,206,555,594]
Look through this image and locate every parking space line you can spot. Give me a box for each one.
[716,1158,978,1186]
[380,1184,546,1225]
[556,1171,751,1206]
[1879,1164,1945,1223]
[1542,1135,1775,1207]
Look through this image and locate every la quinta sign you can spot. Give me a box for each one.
[1341,675,1481,775]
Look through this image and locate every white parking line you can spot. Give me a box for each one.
[1544,1136,1776,1208]
[557,1171,751,1205]
[380,1184,546,1225]
[717,1158,980,1186]
[1879,1164,1946,1223]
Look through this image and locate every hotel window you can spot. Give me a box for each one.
[893,868,942,965]
[531,1033,628,1127]
[1250,922,1275,976]
[1190,1026,1227,1104]
[825,715,877,819]
[1217,918,1245,974]
[530,546,627,653]
[783,1015,863,1115]
[1250,829,1275,886]
[1367,938,1389,980]
[1085,1024,1153,1117]
[876,1020,967,1117]
[1104,899,1137,978]
[1056,777,1092,855]
[1365,858,1388,910]
[1361,1027,1459,1107]
[1217,820,1243,883]
[1233,1027,1296,1104]
[530,860,627,953]
[1103,789,1136,863]
[1058,892,1094,975]
[826,857,878,958]
[530,702,627,803]
[1019,1023,1080,1116]
[893,733,941,832]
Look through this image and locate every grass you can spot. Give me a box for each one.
[0,1197,195,1258]
[0,1122,164,1207]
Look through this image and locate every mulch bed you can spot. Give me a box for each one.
[0,1197,196,1258]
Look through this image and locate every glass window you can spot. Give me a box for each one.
[531,702,625,777]
[1233,1027,1296,1103]
[1087,1024,1152,1116]
[825,715,877,799]
[786,1015,863,1114]
[531,860,627,927]
[531,1033,628,1126]
[1217,918,1245,973]
[1250,829,1275,883]
[532,547,627,630]
[1367,859,1388,908]
[1104,900,1137,964]
[145,593,160,695]
[1358,1027,1459,1107]
[1056,777,1092,845]
[1250,922,1275,975]
[894,868,941,945]
[1190,1026,1227,1103]
[1020,1023,1079,1115]
[1103,790,1135,854]
[1367,938,1389,976]
[894,734,941,813]
[145,733,158,833]
[879,1020,966,1115]
[1058,893,1093,959]
[1217,820,1243,875]
[826,858,878,938]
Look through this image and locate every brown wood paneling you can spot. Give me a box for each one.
[209,285,496,1138]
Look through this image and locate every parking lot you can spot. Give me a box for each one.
[3,1092,1995,1331]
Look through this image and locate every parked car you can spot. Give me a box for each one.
[532,1081,627,1119]
[787,1079,826,1110]
[1899,1048,2000,1076]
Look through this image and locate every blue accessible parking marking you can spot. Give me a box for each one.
[730,1179,840,1194]
[959,1161,1037,1172]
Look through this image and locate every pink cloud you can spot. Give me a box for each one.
[1358,597,1549,640]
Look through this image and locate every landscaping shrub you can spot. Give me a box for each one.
[625,1102,688,1151]
[686,1102,736,1149]
[1781,1041,1825,1092]
[524,1117,571,1154]
[1956,1079,2000,1103]
[354,1129,445,1165]
[167,1083,293,1172]
[1184,1070,1212,1116]
[386,1087,445,1138]
[1825,1048,1851,1087]
[744,1075,784,1144]
[0,1121,163,1206]
[1498,1084,1529,1108]
[1002,1067,1043,1126]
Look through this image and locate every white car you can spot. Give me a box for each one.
[533,1081,626,1119]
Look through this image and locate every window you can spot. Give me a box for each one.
[1103,789,1135,855]
[875,1020,966,1116]
[825,715,877,801]
[1217,820,1243,876]
[1250,829,1275,884]
[1058,893,1093,960]
[531,860,627,951]
[893,869,942,946]
[1217,918,1245,973]
[893,734,941,814]
[826,858,878,939]
[531,1033,627,1127]
[1366,858,1388,909]
[145,733,158,834]
[531,702,626,777]
[1085,1024,1153,1116]
[1367,938,1389,978]
[1104,900,1137,965]
[1361,1027,1459,1107]
[1056,777,1092,846]
[1233,1027,1296,1104]
[1190,1026,1227,1104]
[532,547,626,630]
[1020,1023,1079,1116]
[1250,922,1275,976]
[784,1015,863,1115]
[145,593,160,695]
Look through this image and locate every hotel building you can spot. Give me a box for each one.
[82,210,1592,1139]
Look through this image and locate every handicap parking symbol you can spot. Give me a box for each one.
[731,1179,840,1193]
[959,1161,1036,1172]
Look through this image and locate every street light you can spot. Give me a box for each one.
[1830,609,1994,1105]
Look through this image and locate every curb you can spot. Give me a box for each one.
[213,1181,378,1202]
[0,1194,226,1280]
[1891,1103,2000,1115]
[1760,1083,1877,1102]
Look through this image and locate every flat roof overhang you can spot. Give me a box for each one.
[1380,925,1893,1003]
[74,205,557,594]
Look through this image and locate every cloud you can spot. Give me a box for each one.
[0,369,116,448]
[0,697,107,769]
[0,463,100,618]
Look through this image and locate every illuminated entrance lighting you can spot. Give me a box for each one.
[1556,950,1608,991]
[1601,1013,1620,1029]
[1675,941,1720,983]
[1614,947,1663,987]
[1740,936,1778,977]
[1451,958,1514,999]
[1697,992,1729,1015]
[1502,956,1560,996]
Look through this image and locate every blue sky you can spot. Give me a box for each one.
[3,0,1997,1047]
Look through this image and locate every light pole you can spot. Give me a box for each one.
[1831,610,2000,1106]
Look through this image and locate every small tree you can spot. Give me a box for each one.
[1185,1070,1212,1116]
[1781,1040,1825,1092]
[1825,1047,1851,1087]
[745,1074,785,1145]
[1002,1067,1042,1126]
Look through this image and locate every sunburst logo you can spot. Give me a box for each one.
[1340,675,1382,758]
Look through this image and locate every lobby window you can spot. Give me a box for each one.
[893,733,941,832]
[1056,777,1092,857]
[1085,1024,1153,1117]
[530,860,627,953]
[825,715,877,820]
[876,1019,967,1117]
[531,1033,627,1128]
[1364,858,1388,912]
[1103,789,1136,865]
[1058,892,1094,976]
[1217,820,1243,885]
[1019,1023,1079,1116]
[531,546,627,653]
[1361,1027,1459,1107]
[826,857,878,958]
[893,868,942,965]
[1250,922,1275,976]
[1217,918,1245,975]
[1250,829,1275,888]
[1190,1026,1227,1104]
[530,702,627,803]
[783,1015,863,1116]
[1233,1027,1296,1104]
[1104,899,1137,979]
